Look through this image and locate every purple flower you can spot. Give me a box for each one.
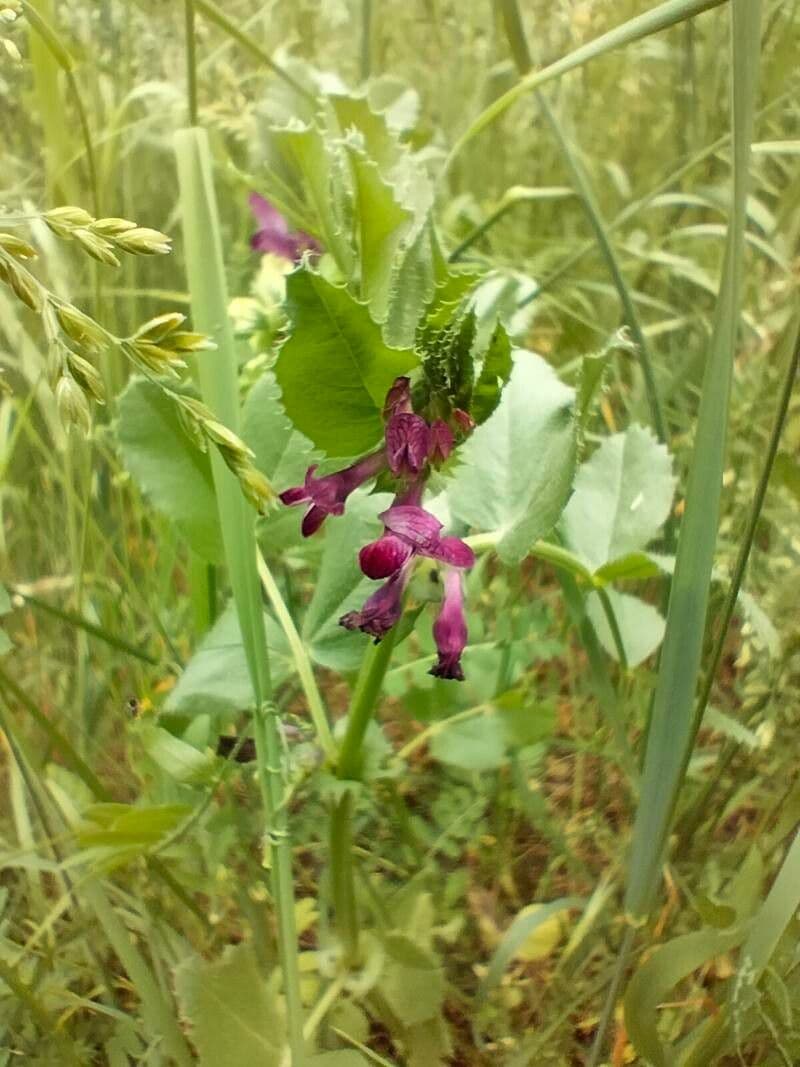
[428,419,454,465]
[358,505,475,578]
[340,563,411,641]
[249,193,321,261]
[385,412,430,478]
[430,569,468,681]
[383,376,413,418]
[279,451,386,536]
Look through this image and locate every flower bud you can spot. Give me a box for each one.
[44,206,94,236]
[112,227,171,256]
[0,233,37,259]
[89,217,137,237]
[72,228,120,268]
[56,375,91,435]
[4,260,41,311]
[56,304,108,350]
[66,351,106,404]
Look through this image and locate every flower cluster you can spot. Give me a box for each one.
[280,377,474,680]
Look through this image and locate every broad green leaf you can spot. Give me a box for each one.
[166,601,294,718]
[136,722,217,785]
[586,590,665,667]
[345,144,412,322]
[116,378,223,563]
[377,948,444,1027]
[302,491,392,670]
[593,551,664,584]
[174,944,285,1067]
[383,219,439,348]
[624,927,745,1067]
[270,121,354,274]
[561,424,675,571]
[276,269,418,455]
[448,352,576,564]
[77,803,191,848]
[471,323,513,426]
[429,697,555,772]
[241,371,318,489]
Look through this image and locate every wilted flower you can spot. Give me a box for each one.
[279,451,386,536]
[428,419,454,464]
[249,193,321,261]
[340,562,412,641]
[386,412,430,478]
[430,569,468,681]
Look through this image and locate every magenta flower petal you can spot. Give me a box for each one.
[249,192,290,235]
[248,192,322,261]
[359,532,414,580]
[428,419,454,464]
[430,569,468,681]
[280,452,387,537]
[380,504,443,551]
[383,376,413,418]
[430,536,476,569]
[340,566,410,640]
[386,413,430,478]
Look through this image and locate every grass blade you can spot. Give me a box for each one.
[625,0,762,921]
[445,0,728,174]
[174,126,304,1060]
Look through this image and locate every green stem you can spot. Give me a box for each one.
[329,791,359,965]
[596,586,629,672]
[337,628,399,780]
[12,587,159,664]
[256,550,336,763]
[175,127,304,1060]
[360,0,372,81]
[184,0,198,126]
[586,923,637,1067]
[496,0,668,445]
[191,0,314,101]
[21,2,100,217]
[676,314,800,854]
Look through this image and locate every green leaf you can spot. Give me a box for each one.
[561,424,675,571]
[345,143,412,323]
[471,322,513,426]
[448,351,576,564]
[377,949,444,1027]
[430,697,556,772]
[136,722,217,785]
[77,803,191,848]
[276,269,418,456]
[165,601,294,718]
[174,944,285,1067]
[624,927,745,1067]
[0,584,11,615]
[306,1054,369,1066]
[382,219,439,349]
[593,551,665,584]
[116,378,223,563]
[476,898,582,1006]
[586,590,665,667]
[241,371,318,489]
[301,491,392,670]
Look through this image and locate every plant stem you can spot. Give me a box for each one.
[256,549,336,763]
[184,0,198,126]
[337,628,399,781]
[675,313,800,854]
[175,127,304,1061]
[586,923,637,1067]
[329,790,360,965]
[496,0,668,445]
[360,0,372,81]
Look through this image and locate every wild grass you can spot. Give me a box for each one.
[1,1,799,1065]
